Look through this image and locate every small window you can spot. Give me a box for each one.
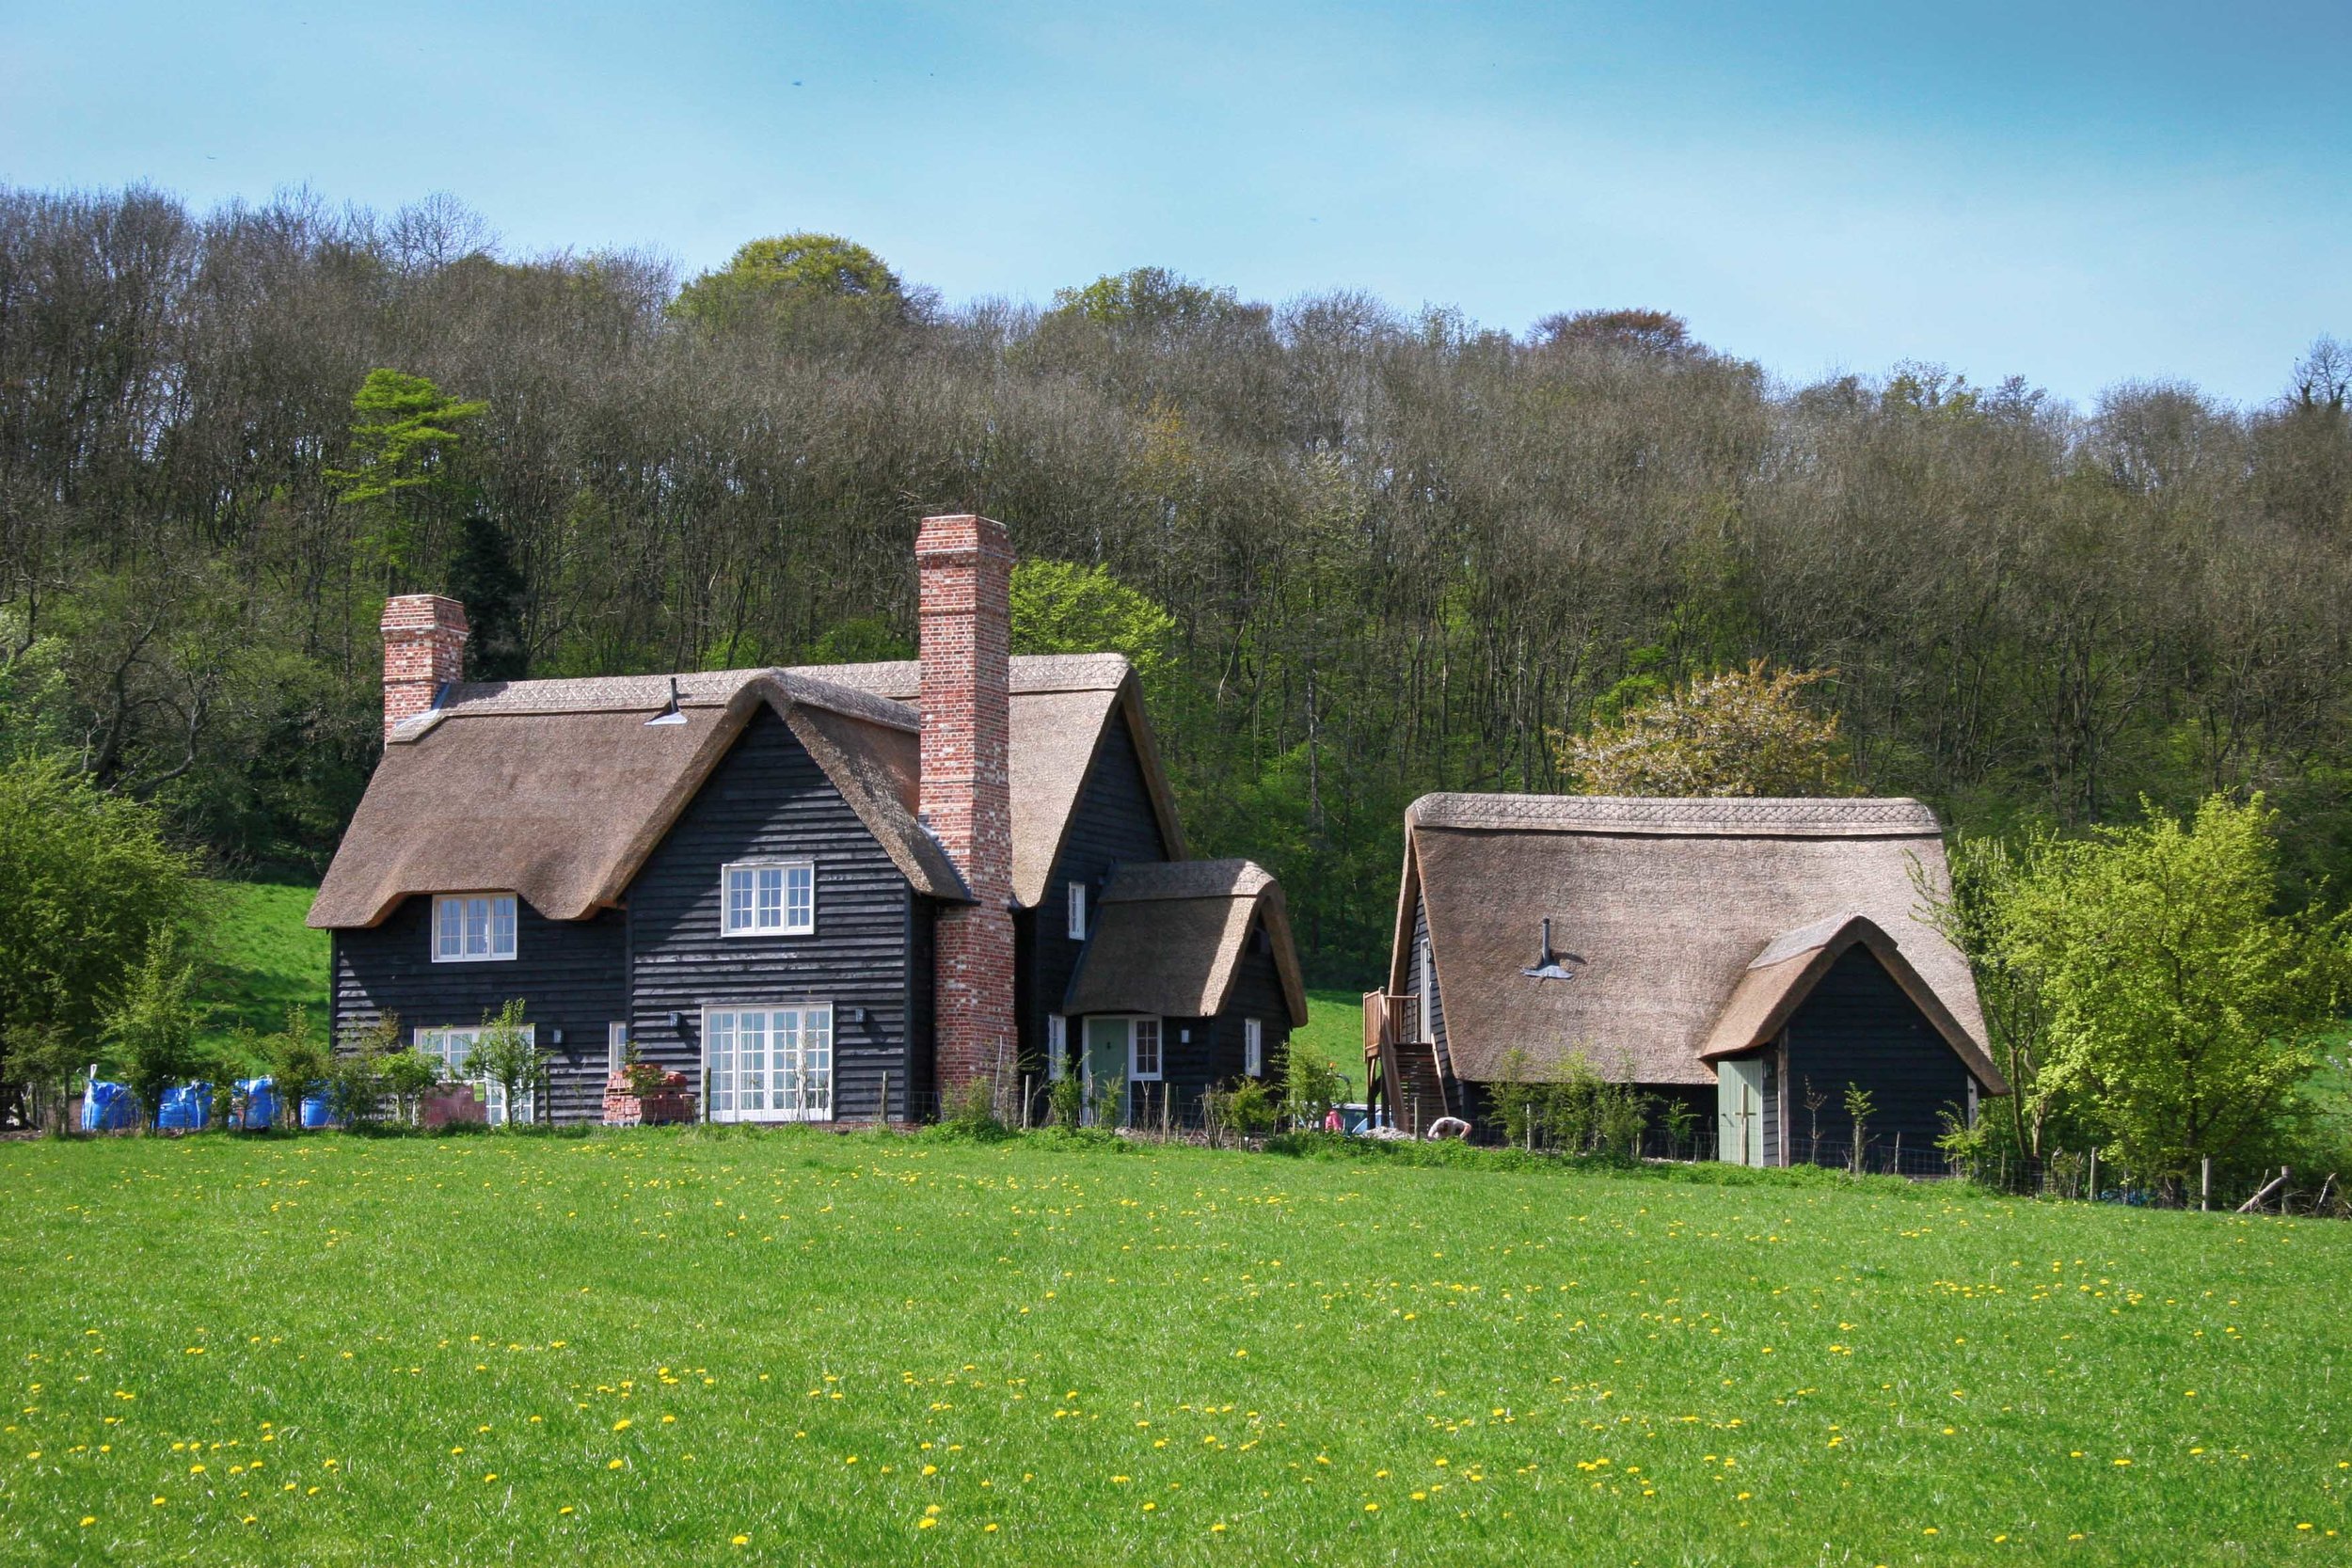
[1130,1017,1162,1082]
[1067,880,1088,941]
[723,861,815,936]
[414,1023,537,1125]
[433,895,516,962]
[1047,1014,1069,1081]
[1244,1018,1263,1077]
[607,1022,628,1074]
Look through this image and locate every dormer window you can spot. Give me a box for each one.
[433,895,516,962]
[723,861,815,937]
[1068,880,1088,941]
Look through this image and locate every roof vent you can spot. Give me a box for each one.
[644,676,688,727]
[1520,916,1580,982]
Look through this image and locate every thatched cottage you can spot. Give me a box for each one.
[1368,794,2005,1168]
[310,514,1305,1126]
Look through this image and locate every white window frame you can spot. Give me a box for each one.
[1128,1016,1162,1083]
[1047,1014,1069,1081]
[702,1002,834,1123]
[432,894,517,963]
[607,1022,628,1075]
[1067,880,1088,941]
[414,1024,537,1126]
[1244,1017,1263,1077]
[722,860,816,938]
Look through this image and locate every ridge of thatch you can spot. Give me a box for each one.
[1063,859,1308,1027]
[1387,792,1992,1088]
[1702,913,2009,1093]
[323,652,1186,926]
[310,673,967,929]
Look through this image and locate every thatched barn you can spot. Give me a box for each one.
[1369,794,2005,1169]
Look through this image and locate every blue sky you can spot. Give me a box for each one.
[6,1,2345,406]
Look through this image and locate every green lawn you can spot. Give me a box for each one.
[3,1132,2347,1565]
[194,882,328,1053]
[1294,987,1367,1098]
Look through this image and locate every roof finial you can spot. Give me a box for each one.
[644,676,688,727]
[1521,916,1579,981]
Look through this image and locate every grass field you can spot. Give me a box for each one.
[193,882,329,1053]
[3,1132,2347,1566]
[1292,988,1367,1097]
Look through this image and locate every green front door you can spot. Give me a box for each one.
[1718,1056,1765,1166]
[1082,1018,1128,1125]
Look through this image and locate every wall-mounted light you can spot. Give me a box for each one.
[549,1027,565,1046]
[1178,1027,1191,1044]
[666,1011,683,1029]
[847,1006,867,1025]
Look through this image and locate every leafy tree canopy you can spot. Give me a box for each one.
[1010,561,1177,691]
[2001,794,2352,1183]
[672,233,904,329]
[1557,660,1851,797]
[326,369,485,508]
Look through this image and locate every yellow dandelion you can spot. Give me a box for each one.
[79,1516,95,1528]
[984,1522,999,1533]
[1211,1522,1227,1532]
[917,1518,937,1529]
[1143,1501,1158,1512]
[607,1459,625,1471]
[612,1419,631,1432]
[1365,1502,1380,1513]
[731,1533,749,1545]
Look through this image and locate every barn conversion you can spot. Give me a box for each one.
[1368,793,2005,1168]
[310,514,1306,1126]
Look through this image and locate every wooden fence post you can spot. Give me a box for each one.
[2201,1157,2211,1212]
[2088,1148,2097,1202]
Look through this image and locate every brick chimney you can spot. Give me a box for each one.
[915,513,1016,1098]
[381,594,469,739]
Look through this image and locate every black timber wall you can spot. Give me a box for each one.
[1022,706,1168,1076]
[1782,945,1974,1166]
[330,899,626,1124]
[626,705,918,1120]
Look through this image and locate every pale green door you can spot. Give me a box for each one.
[1717,1057,1765,1166]
[1082,1018,1128,1126]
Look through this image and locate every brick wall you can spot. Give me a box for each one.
[915,514,1016,1096]
[381,594,469,739]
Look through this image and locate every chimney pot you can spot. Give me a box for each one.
[380,594,469,740]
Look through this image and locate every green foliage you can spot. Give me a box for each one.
[1204,1075,1279,1142]
[326,369,486,509]
[462,1000,543,1129]
[1047,266,1248,334]
[1559,660,1851,797]
[1842,1083,1877,1175]
[378,1045,442,1127]
[99,929,207,1124]
[0,756,202,1086]
[803,615,912,665]
[1281,1045,1345,1130]
[936,1077,1013,1142]
[1491,1049,1647,1157]
[1045,1071,1085,1131]
[1,1024,86,1133]
[1009,560,1177,695]
[260,1006,333,1130]
[2000,794,2351,1185]
[671,233,904,334]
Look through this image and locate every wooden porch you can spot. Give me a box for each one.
[1361,990,1451,1136]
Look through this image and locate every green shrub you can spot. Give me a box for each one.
[461,1000,543,1129]
[1282,1047,1344,1131]
[100,929,207,1126]
[1045,1072,1084,1131]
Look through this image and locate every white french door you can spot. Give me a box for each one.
[704,1005,834,1123]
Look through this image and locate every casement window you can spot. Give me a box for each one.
[704,1004,834,1122]
[433,895,516,962]
[414,1024,536,1125]
[722,861,815,937]
[1067,880,1088,941]
[1129,1017,1162,1082]
[1244,1017,1263,1077]
[1047,1014,1069,1081]
[607,1022,628,1075]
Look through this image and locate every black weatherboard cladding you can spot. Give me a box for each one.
[1782,945,1973,1164]
[625,705,919,1120]
[1025,706,1168,1069]
[330,900,626,1124]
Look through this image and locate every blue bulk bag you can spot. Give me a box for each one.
[299,1089,337,1130]
[234,1077,279,1131]
[81,1079,135,1132]
[157,1082,213,1132]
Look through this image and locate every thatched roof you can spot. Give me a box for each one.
[1063,860,1309,1026]
[310,672,966,928]
[781,655,1185,908]
[1703,913,2006,1091]
[312,654,1184,928]
[1387,794,1994,1088]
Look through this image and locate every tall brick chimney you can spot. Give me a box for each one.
[381,594,469,739]
[915,513,1016,1099]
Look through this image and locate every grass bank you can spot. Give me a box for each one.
[3,1130,2345,1565]
[193,882,327,1053]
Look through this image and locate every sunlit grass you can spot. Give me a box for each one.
[194,882,328,1053]
[3,1131,2345,1565]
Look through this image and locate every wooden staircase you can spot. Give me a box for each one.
[1362,991,1452,1136]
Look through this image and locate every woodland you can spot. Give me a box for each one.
[4,184,2350,980]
